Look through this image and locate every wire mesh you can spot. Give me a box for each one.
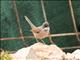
[0,0,80,51]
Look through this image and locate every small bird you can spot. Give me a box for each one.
[31,21,50,39]
[24,16,50,40]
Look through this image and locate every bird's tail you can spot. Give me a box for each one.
[24,16,36,28]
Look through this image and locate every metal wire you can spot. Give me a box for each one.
[1,32,80,40]
[12,0,27,47]
[50,32,80,37]
[61,46,80,50]
[41,0,47,21]
[1,1,80,50]
[68,0,80,42]
[41,0,54,44]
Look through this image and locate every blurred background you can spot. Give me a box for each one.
[1,0,80,52]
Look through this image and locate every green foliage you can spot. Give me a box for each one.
[0,51,12,60]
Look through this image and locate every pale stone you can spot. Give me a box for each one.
[11,46,32,60]
[11,43,80,60]
[72,49,80,60]
[64,53,75,60]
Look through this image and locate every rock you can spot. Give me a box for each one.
[11,43,65,60]
[47,45,65,60]
[72,49,80,60]
[26,43,65,60]
[11,46,32,60]
[64,53,75,60]
[11,43,80,60]
[64,49,80,60]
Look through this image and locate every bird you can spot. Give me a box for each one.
[31,21,50,39]
[24,16,50,43]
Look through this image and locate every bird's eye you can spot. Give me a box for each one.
[35,30,40,33]
[43,23,49,28]
[36,31,39,33]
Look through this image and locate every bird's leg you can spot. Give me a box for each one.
[35,38,40,43]
[40,39,45,44]
[32,32,40,43]
[49,34,54,44]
